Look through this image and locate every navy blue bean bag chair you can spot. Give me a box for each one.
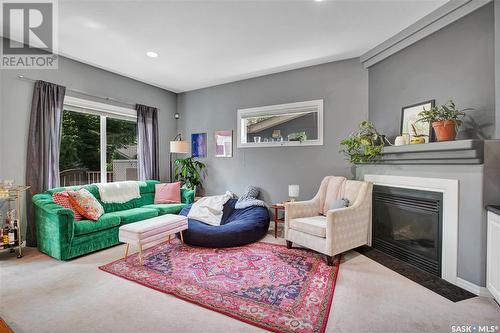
[179,199,270,248]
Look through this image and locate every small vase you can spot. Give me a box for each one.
[394,136,405,146]
[432,120,461,142]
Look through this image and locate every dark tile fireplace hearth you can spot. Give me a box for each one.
[356,246,476,302]
[372,185,443,277]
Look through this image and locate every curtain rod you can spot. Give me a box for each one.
[16,74,137,109]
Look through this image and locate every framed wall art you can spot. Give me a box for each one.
[215,130,232,158]
[191,133,207,158]
[400,100,435,143]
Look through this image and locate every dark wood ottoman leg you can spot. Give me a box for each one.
[286,240,292,249]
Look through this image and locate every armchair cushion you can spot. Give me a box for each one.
[319,176,346,215]
[289,215,327,238]
[343,180,365,205]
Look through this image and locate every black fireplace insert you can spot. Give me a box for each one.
[372,185,443,276]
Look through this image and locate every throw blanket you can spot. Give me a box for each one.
[188,191,234,226]
[318,176,347,215]
[95,181,142,204]
[235,186,267,209]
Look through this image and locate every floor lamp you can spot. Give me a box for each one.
[169,134,190,182]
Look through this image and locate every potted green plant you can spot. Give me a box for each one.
[339,121,386,164]
[417,100,471,142]
[288,131,307,142]
[173,157,206,193]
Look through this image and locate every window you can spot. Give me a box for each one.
[59,97,137,186]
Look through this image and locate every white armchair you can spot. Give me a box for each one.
[284,177,373,265]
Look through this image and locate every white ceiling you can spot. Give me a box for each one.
[57,0,448,93]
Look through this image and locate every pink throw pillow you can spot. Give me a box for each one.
[53,191,83,221]
[154,182,181,204]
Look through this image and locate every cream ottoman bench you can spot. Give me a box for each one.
[118,214,188,265]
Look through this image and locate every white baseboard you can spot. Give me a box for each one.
[456,277,492,297]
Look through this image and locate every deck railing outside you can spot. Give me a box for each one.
[59,169,114,187]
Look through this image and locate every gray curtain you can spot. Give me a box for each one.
[136,104,159,180]
[26,80,66,247]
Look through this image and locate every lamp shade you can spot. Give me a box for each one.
[170,140,190,153]
[288,185,300,198]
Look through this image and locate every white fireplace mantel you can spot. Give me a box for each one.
[364,174,459,285]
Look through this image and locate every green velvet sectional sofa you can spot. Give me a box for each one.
[32,180,194,260]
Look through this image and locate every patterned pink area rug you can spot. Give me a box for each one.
[99,241,340,333]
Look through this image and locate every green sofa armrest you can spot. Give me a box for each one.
[33,193,75,260]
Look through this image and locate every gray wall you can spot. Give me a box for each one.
[177,59,368,203]
[369,3,495,141]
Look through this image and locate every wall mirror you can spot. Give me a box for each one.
[237,99,323,148]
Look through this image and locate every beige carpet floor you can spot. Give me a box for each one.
[1,234,499,333]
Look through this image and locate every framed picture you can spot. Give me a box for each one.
[400,100,435,143]
[191,133,207,158]
[215,130,233,158]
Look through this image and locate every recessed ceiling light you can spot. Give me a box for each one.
[146,51,158,58]
[315,0,323,2]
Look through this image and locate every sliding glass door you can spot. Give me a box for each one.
[106,117,138,182]
[59,104,137,186]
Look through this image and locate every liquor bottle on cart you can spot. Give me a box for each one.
[12,219,19,244]
[2,225,10,248]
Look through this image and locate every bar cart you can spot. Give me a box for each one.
[0,185,30,258]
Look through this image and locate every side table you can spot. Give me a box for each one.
[271,204,285,238]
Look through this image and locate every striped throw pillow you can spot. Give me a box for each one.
[53,191,83,221]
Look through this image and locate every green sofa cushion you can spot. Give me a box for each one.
[73,214,121,236]
[142,203,186,215]
[108,207,158,224]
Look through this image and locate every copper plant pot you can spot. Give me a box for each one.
[432,120,462,142]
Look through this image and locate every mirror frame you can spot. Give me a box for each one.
[236,99,324,148]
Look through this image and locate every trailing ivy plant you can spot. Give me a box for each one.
[174,157,206,190]
[339,121,385,164]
